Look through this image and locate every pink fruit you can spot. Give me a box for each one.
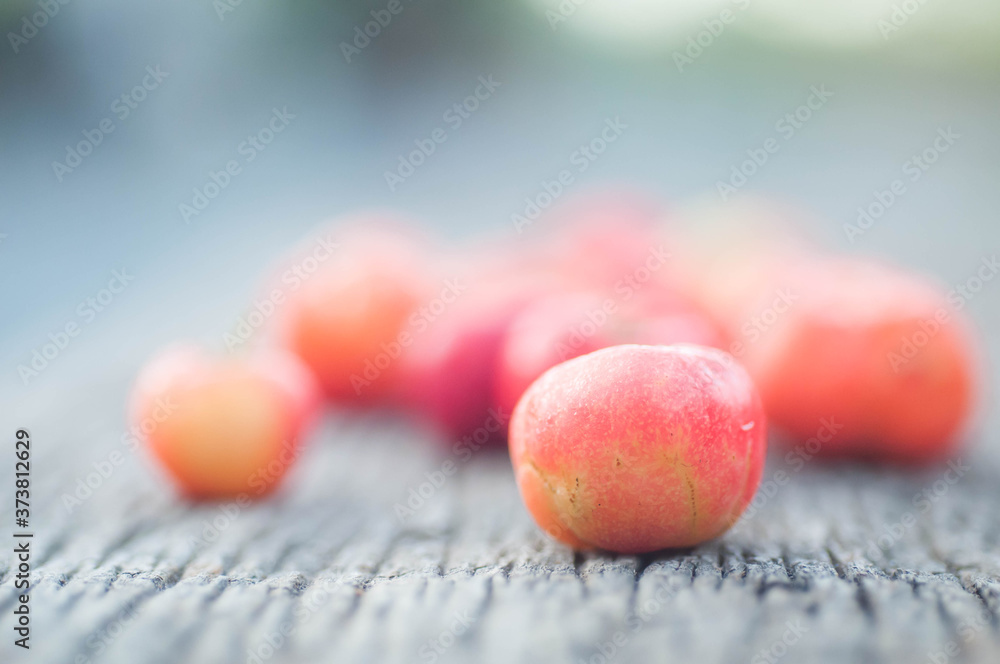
[540,190,666,291]
[391,237,582,441]
[615,289,727,350]
[509,344,767,553]
[394,283,533,442]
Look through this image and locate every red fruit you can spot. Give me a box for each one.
[131,346,320,499]
[734,257,978,462]
[510,344,767,553]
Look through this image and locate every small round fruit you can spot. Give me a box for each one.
[131,346,320,499]
[737,257,978,462]
[394,279,539,441]
[509,344,766,553]
[277,222,426,402]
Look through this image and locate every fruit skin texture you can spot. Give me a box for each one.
[509,344,766,553]
[131,346,320,499]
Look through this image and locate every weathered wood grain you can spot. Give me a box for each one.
[2,374,1000,664]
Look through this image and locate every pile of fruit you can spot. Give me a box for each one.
[131,192,979,554]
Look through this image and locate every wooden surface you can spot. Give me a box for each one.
[3,372,1000,664]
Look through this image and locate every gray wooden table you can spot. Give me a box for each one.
[3,367,1000,664]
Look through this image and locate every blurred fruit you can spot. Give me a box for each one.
[277,220,427,402]
[667,196,818,333]
[541,189,666,291]
[708,254,978,462]
[615,289,727,349]
[394,277,543,442]
[494,292,616,416]
[494,289,726,416]
[131,346,320,499]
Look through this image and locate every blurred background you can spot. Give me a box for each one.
[2,3,1000,663]
[1,0,1000,501]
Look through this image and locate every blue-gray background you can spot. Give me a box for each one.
[1,0,998,448]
